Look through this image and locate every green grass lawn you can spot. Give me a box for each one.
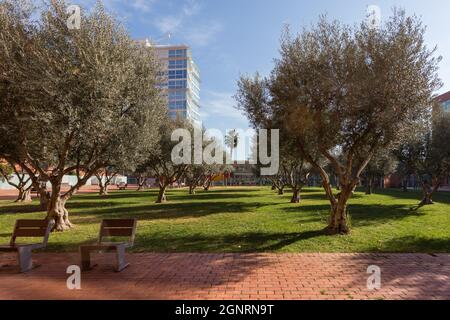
[0,187,449,253]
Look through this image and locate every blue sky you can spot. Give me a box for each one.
[78,0,450,134]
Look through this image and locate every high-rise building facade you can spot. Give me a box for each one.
[152,44,201,124]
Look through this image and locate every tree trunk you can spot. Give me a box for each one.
[402,178,408,192]
[421,192,433,205]
[46,183,72,231]
[99,183,109,196]
[365,177,373,195]
[156,184,168,203]
[189,185,196,194]
[277,186,284,195]
[136,176,146,191]
[271,183,276,191]
[97,175,109,196]
[203,177,212,191]
[325,188,351,235]
[15,188,32,202]
[290,188,301,203]
[420,182,439,205]
[38,188,50,211]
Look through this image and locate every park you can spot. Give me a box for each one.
[1,187,449,253]
[0,0,449,302]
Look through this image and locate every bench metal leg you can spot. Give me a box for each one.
[115,244,129,272]
[80,247,94,271]
[17,247,33,273]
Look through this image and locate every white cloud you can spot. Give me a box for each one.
[130,0,155,12]
[183,0,201,17]
[155,15,182,33]
[201,91,244,121]
[185,22,222,47]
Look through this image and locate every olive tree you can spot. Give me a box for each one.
[362,151,398,195]
[0,160,34,202]
[0,0,164,230]
[237,11,440,234]
[95,167,118,196]
[395,110,450,205]
[145,120,190,203]
[420,111,450,204]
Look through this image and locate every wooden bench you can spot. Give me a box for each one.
[0,220,52,273]
[79,219,137,272]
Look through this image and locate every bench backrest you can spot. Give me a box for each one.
[10,219,52,247]
[98,219,137,246]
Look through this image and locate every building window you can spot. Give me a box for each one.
[168,80,187,89]
[169,90,186,100]
[168,70,187,79]
[168,49,187,58]
[168,59,187,69]
[169,101,187,110]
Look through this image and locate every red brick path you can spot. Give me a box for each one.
[1,253,449,300]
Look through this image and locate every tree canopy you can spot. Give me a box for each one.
[0,0,165,230]
[236,10,441,234]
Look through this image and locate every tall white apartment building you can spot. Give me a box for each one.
[152,44,201,125]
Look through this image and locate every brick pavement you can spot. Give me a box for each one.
[0,253,448,300]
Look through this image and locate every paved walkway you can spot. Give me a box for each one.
[1,253,448,300]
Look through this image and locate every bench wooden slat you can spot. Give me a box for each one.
[13,229,48,237]
[101,228,134,237]
[15,220,49,227]
[102,219,136,228]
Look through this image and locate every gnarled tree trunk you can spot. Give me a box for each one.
[290,188,301,203]
[156,182,168,203]
[15,187,32,202]
[136,176,146,191]
[96,174,108,196]
[277,186,285,195]
[325,186,353,235]
[420,180,440,205]
[203,177,212,191]
[99,183,109,196]
[365,177,374,195]
[46,183,72,231]
[96,175,110,196]
[38,187,50,211]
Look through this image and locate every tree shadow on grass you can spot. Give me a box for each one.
[45,230,326,253]
[365,236,450,253]
[0,203,43,215]
[168,191,262,201]
[65,201,123,210]
[75,190,156,200]
[283,203,426,228]
[365,188,450,204]
[76,188,264,201]
[71,201,273,225]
